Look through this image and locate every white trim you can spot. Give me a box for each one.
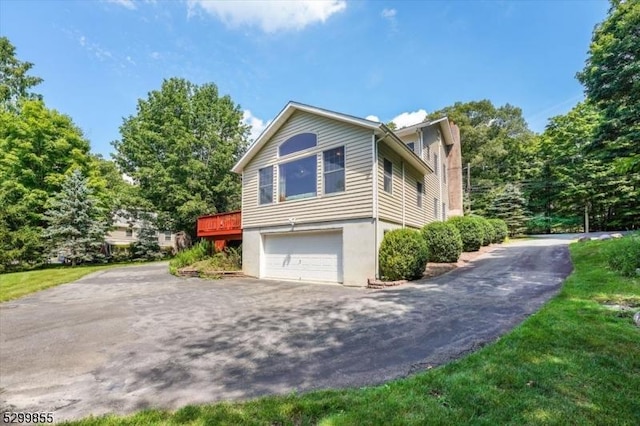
[372,132,379,279]
[401,161,406,228]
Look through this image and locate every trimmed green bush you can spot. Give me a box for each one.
[475,216,495,246]
[488,218,509,243]
[447,216,484,252]
[603,233,640,277]
[421,221,463,263]
[379,229,428,281]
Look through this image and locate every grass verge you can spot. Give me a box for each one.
[67,239,640,425]
[1,263,134,302]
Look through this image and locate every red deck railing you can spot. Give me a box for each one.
[196,210,242,239]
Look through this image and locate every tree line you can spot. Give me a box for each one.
[428,0,639,233]
[1,0,637,270]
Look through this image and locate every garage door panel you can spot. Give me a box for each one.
[263,232,343,283]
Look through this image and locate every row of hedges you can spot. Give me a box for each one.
[379,216,508,281]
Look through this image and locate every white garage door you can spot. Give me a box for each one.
[263,231,343,283]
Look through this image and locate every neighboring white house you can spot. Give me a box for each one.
[105,212,175,251]
[231,101,463,287]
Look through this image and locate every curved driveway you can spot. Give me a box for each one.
[0,236,573,421]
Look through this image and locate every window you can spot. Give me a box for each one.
[443,163,447,184]
[434,198,439,220]
[417,182,423,207]
[278,133,317,157]
[425,145,430,161]
[125,228,133,237]
[164,231,171,241]
[259,166,274,204]
[434,153,439,176]
[279,155,317,201]
[442,203,447,220]
[383,159,393,193]
[323,146,345,194]
[407,142,415,152]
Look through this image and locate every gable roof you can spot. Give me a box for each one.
[394,116,455,146]
[232,101,432,174]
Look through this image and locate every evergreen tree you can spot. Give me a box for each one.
[486,184,528,237]
[131,215,162,260]
[43,170,109,266]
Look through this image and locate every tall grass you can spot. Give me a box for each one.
[168,240,211,274]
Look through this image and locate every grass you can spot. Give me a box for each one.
[64,239,639,424]
[0,263,137,302]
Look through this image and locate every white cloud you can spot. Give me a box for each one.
[78,35,113,61]
[381,8,396,19]
[381,7,398,31]
[187,0,347,33]
[243,110,269,142]
[149,51,161,60]
[365,115,380,122]
[106,0,137,10]
[391,109,428,129]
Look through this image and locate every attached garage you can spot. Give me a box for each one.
[263,231,343,283]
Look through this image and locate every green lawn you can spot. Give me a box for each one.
[0,263,131,302]
[62,240,639,425]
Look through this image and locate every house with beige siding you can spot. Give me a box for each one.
[231,101,463,287]
[105,213,175,252]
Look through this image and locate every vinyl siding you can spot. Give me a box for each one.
[242,111,374,228]
[396,126,451,223]
[377,142,428,227]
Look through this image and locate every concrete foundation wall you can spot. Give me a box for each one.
[242,218,376,287]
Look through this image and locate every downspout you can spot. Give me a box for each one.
[439,141,443,220]
[372,132,379,279]
[402,161,406,228]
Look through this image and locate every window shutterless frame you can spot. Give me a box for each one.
[383,158,393,194]
[258,166,274,205]
[323,146,345,194]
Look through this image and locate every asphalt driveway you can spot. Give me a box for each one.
[0,236,573,422]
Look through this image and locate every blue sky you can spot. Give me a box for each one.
[1,0,608,157]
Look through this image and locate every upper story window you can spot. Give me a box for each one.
[259,166,274,205]
[278,133,317,157]
[125,228,133,237]
[417,181,423,207]
[434,153,439,176]
[164,230,172,241]
[279,155,317,201]
[383,158,393,194]
[323,146,345,194]
[425,144,430,162]
[407,142,415,152]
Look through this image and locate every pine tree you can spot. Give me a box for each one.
[43,170,109,266]
[486,184,528,237]
[131,215,162,260]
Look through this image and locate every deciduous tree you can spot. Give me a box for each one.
[113,78,249,236]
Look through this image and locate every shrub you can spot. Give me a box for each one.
[447,216,484,252]
[379,229,428,281]
[603,233,640,277]
[474,216,495,246]
[169,240,211,274]
[488,218,508,243]
[421,222,463,263]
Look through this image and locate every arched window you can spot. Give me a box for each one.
[279,133,317,156]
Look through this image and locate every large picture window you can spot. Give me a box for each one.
[259,166,273,204]
[383,158,393,193]
[279,155,317,201]
[278,133,317,157]
[323,146,345,194]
